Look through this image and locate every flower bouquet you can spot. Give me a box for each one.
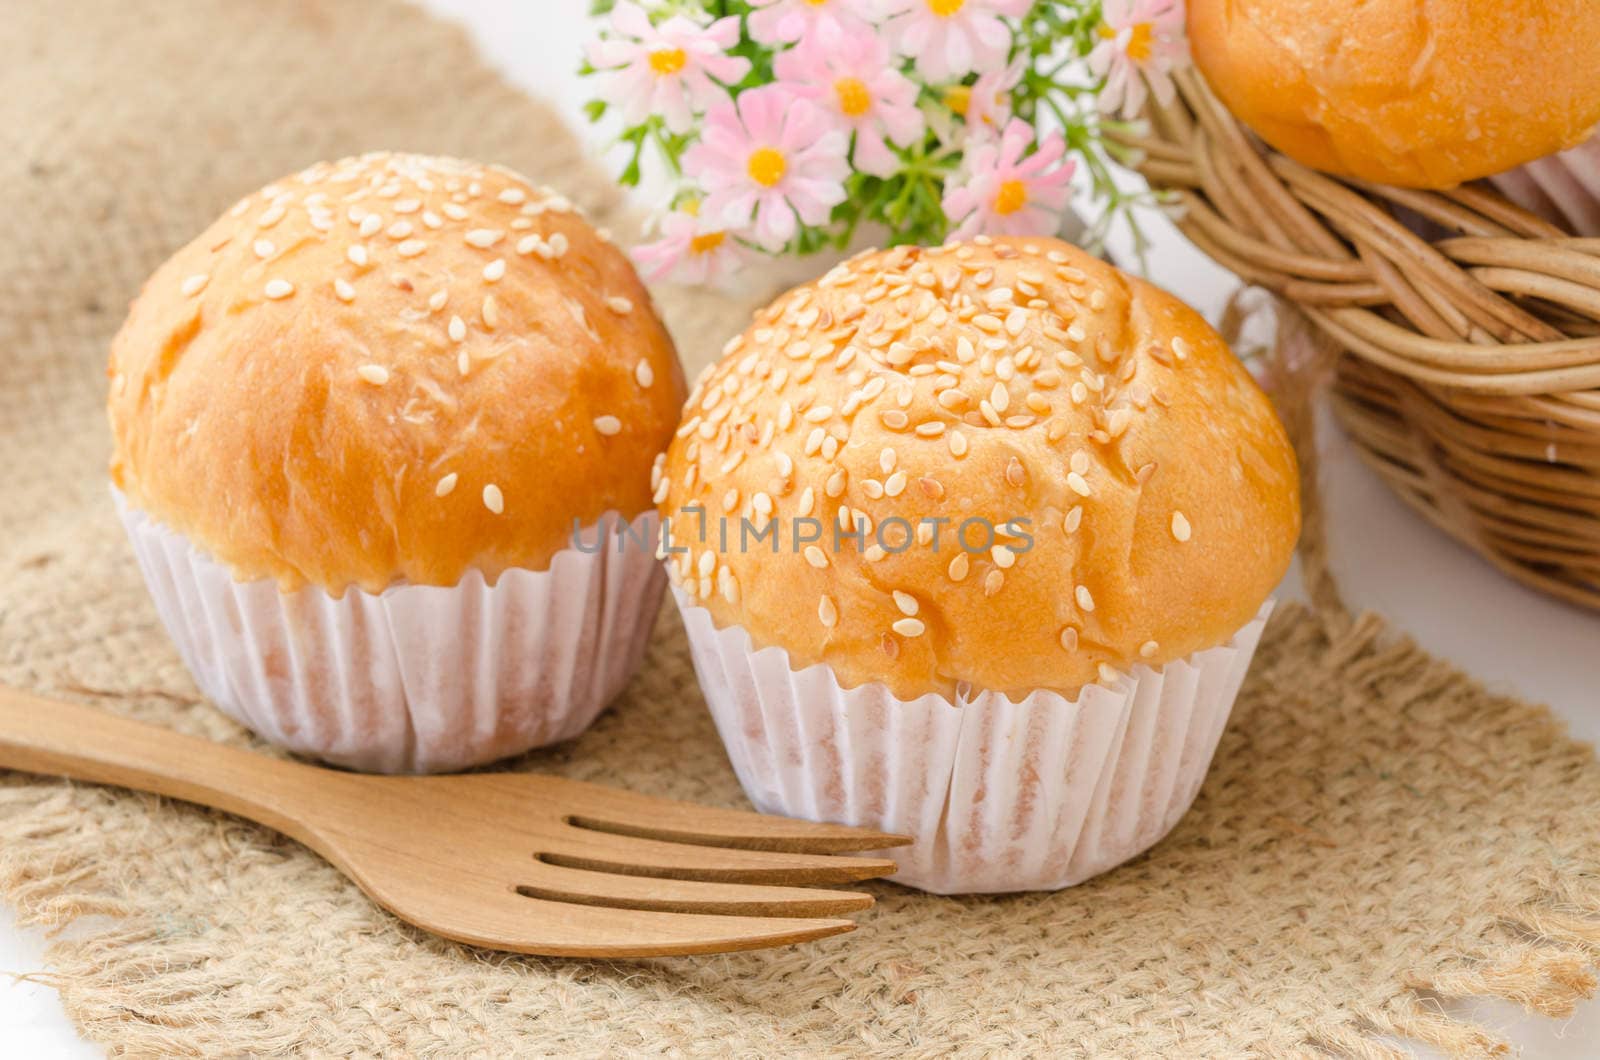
[581,0,1187,284]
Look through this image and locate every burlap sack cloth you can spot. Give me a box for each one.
[4,2,1600,1055]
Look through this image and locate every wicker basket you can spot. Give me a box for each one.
[1124,69,1600,611]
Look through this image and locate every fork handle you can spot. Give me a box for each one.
[0,684,319,839]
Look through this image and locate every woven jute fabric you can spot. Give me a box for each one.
[4,2,1600,1056]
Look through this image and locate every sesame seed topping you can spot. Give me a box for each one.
[984,570,1004,596]
[594,415,622,436]
[252,239,275,259]
[397,239,427,258]
[483,484,504,514]
[1140,640,1159,658]
[359,214,383,237]
[804,545,829,569]
[347,245,369,267]
[264,279,294,300]
[1098,663,1120,684]
[481,294,499,329]
[991,545,1016,569]
[333,278,356,302]
[819,595,838,628]
[458,350,472,376]
[387,221,414,240]
[428,289,448,312]
[442,202,469,221]
[357,364,389,386]
[1171,336,1191,361]
[448,315,466,342]
[948,431,968,457]
[893,590,919,616]
[635,360,654,388]
[497,187,527,205]
[465,228,504,248]
[892,618,926,638]
[1065,506,1083,533]
[606,296,634,314]
[1067,471,1092,497]
[435,473,458,497]
[1060,627,1079,652]
[180,274,208,297]
[483,259,506,282]
[257,204,285,228]
[1076,585,1096,611]
[1171,511,1191,541]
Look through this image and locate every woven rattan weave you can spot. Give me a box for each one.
[1127,70,1600,611]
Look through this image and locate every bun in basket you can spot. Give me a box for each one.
[1188,0,1600,188]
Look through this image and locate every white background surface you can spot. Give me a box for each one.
[5,2,1597,1054]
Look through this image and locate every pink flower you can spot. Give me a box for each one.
[685,86,851,251]
[774,29,925,178]
[748,0,878,46]
[1088,0,1188,119]
[948,57,1023,136]
[880,0,1028,82]
[585,2,751,134]
[942,119,1075,239]
[631,205,748,286]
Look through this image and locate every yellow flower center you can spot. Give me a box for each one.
[689,230,727,255]
[747,147,788,188]
[648,48,687,76]
[1099,22,1155,62]
[834,77,872,118]
[1126,23,1154,61]
[805,0,829,5]
[927,0,965,16]
[944,85,972,117]
[994,180,1028,215]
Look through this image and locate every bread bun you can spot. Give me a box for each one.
[1189,0,1600,188]
[657,238,1299,702]
[109,152,685,594]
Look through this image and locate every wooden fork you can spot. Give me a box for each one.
[0,686,909,957]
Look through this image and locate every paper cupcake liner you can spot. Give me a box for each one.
[1487,135,1600,236]
[115,490,664,774]
[675,590,1272,894]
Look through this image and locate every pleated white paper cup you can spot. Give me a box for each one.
[1487,135,1600,236]
[675,589,1272,894]
[115,490,664,774]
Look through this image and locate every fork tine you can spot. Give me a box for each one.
[544,827,900,884]
[515,861,874,917]
[558,779,912,853]
[432,889,860,958]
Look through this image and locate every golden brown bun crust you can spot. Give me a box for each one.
[658,238,1299,702]
[1189,0,1600,188]
[109,153,685,593]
